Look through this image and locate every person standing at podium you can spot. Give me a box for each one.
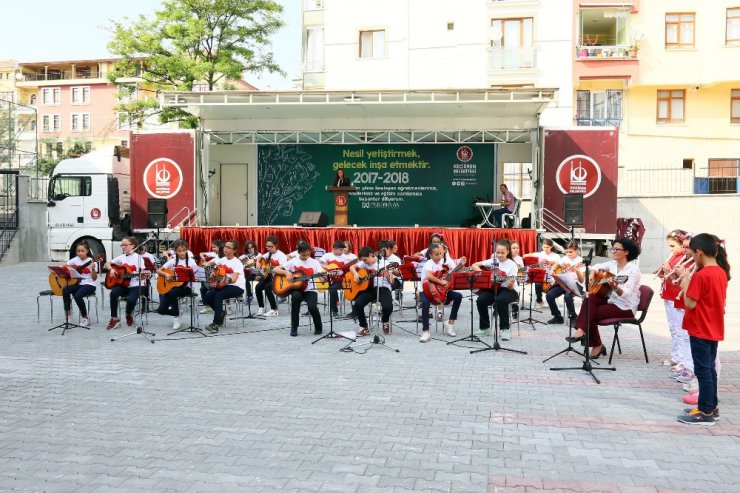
[332,168,351,187]
[493,184,517,228]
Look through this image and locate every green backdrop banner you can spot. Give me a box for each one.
[257,144,495,226]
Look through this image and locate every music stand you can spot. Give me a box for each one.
[165,267,207,337]
[394,261,421,324]
[446,271,492,349]
[550,249,615,383]
[313,276,356,344]
[111,258,156,344]
[471,266,527,356]
[542,274,586,362]
[47,266,87,335]
[519,258,546,328]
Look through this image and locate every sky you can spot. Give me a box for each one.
[0,0,301,90]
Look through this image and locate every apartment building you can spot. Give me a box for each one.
[573,0,740,196]
[13,58,143,159]
[301,0,572,127]
[0,60,37,169]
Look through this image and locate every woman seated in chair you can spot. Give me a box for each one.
[566,237,641,359]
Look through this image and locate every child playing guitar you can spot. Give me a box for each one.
[273,241,326,337]
[418,243,465,342]
[157,239,202,330]
[62,240,98,327]
[104,236,144,330]
[471,239,519,341]
[254,236,287,317]
[544,241,585,325]
[319,240,356,317]
[202,239,245,333]
[350,246,396,337]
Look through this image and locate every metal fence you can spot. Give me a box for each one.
[618,163,740,196]
[28,176,49,201]
[0,170,19,261]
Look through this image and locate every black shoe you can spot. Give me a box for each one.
[314,328,323,335]
[565,333,585,343]
[547,316,564,325]
[290,328,298,337]
[590,346,607,359]
[206,323,219,333]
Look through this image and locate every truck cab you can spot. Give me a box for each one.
[47,146,130,261]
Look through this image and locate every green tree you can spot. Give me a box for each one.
[108,0,284,128]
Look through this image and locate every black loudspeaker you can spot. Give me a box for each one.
[563,194,584,226]
[298,211,328,227]
[147,198,168,228]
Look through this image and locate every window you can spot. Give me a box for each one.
[71,86,90,104]
[304,0,323,9]
[359,30,385,58]
[732,89,740,123]
[490,18,534,69]
[578,8,631,50]
[55,142,63,156]
[657,90,685,123]
[708,159,739,194]
[503,162,533,199]
[304,28,325,71]
[683,158,694,169]
[447,22,455,31]
[45,142,53,156]
[71,113,91,131]
[29,94,37,106]
[29,119,36,131]
[576,90,623,126]
[51,176,92,200]
[42,114,61,132]
[41,87,61,105]
[728,8,740,44]
[666,13,695,48]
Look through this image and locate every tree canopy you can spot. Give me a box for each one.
[108,0,284,126]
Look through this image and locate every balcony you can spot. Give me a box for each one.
[19,70,104,82]
[576,118,621,128]
[489,47,537,71]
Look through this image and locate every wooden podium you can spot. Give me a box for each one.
[326,186,356,226]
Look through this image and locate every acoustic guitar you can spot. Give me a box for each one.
[343,262,399,301]
[272,269,329,297]
[209,265,231,289]
[47,255,103,296]
[325,258,359,283]
[550,262,584,293]
[104,263,147,289]
[589,270,629,298]
[157,267,195,295]
[422,262,467,305]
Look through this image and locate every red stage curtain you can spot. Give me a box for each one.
[181,227,537,262]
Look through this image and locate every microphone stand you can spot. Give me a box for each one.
[349,252,400,353]
[447,271,491,349]
[472,258,527,356]
[112,248,156,344]
[550,248,615,383]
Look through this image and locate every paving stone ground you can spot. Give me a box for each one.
[1,262,737,492]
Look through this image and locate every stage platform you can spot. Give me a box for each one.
[181,226,536,260]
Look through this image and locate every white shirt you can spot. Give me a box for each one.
[420,257,456,283]
[590,260,641,314]
[67,256,97,287]
[110,252,143,287]
[284,257,325,293]
[320,252,351,266]
[214,256,246,291]
[162,256,203,287]
[512,255,524,268]
[480,257,519,290]
[559,255,584,279]
[262,250,288,268]
[357,259,392,289]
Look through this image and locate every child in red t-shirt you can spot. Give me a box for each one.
[677,233,730,426]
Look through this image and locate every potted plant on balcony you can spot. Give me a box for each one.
[629,40,640,58]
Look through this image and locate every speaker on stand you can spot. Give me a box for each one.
[147,199,168,255]
[563,193,584,243]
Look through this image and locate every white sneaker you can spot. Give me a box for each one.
[419,331,431,343]
[265,309,279,317]
[80,317,90,327]
[257,307,265,316]
[501,329,511,341]
[683,378,699,392]
[199,306,212,314]
[172,317,181,330]
[444,321,456,337]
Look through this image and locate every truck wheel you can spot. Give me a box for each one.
[73,238,106,263]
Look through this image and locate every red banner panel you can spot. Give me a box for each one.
[130,132,196,230]
[543,129,618,235]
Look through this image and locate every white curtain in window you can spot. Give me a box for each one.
[305,28,324,71]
